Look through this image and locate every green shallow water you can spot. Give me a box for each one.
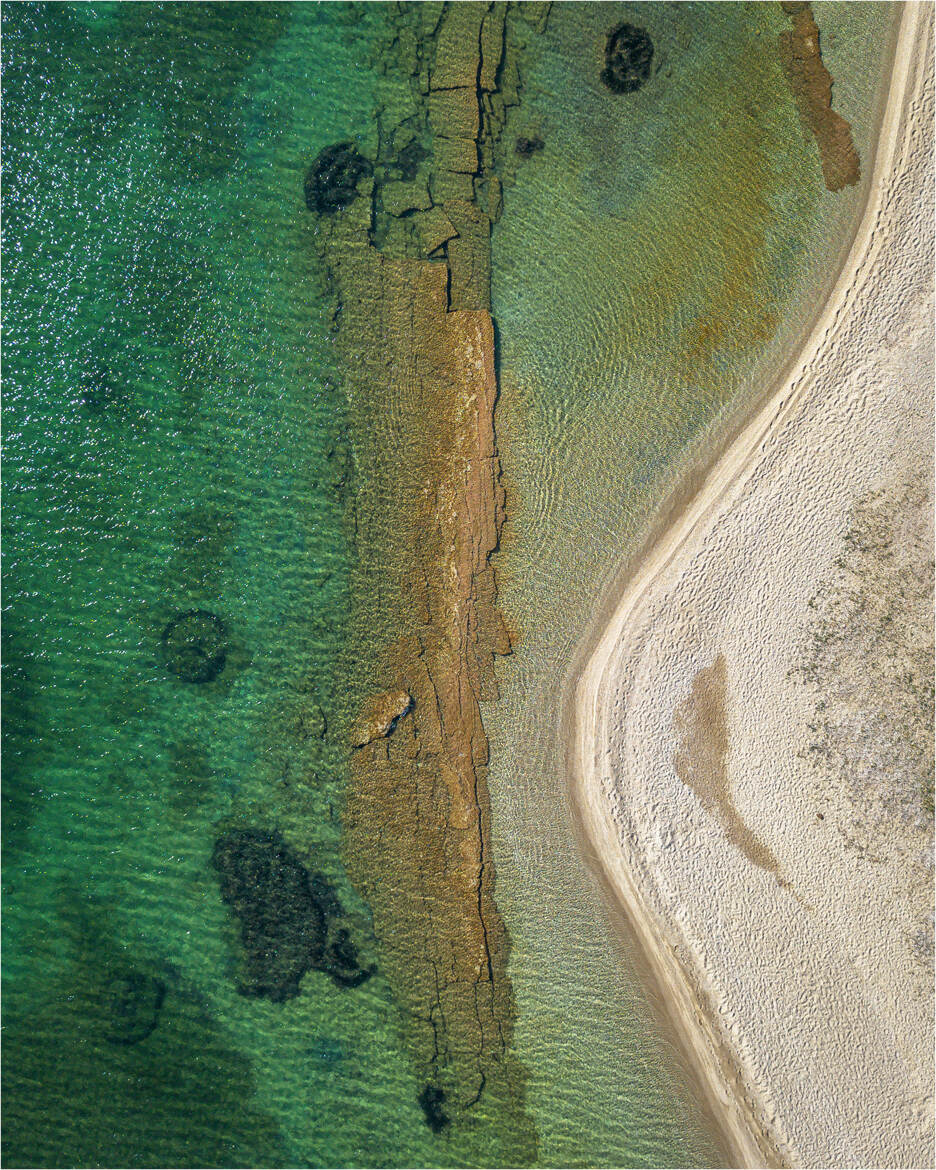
[1,2,896,1168]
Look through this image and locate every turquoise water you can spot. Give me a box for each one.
[2,4,430,1166]
[1,3,896,1168]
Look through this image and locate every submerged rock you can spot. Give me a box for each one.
[162,609,228,684]
[304,143,372,215]
[101,968,166,1045]
[601,23,654,94]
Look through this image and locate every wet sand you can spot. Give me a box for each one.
[566,5,933,1166]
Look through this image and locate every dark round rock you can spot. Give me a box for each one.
[601,23,654,94]
[162,609,228,684]
[102,968,166,1045]
[304,143,373,215]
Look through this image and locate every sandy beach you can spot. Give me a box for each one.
[568,4,934,1166]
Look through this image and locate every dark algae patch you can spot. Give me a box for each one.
[601,23,654,94]
[213,828,372,1000]
[162,609,229,684]
[304,142,373,214]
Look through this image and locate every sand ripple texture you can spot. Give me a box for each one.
[576,7,934,1167]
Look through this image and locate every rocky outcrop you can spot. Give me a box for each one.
[779,2,860,192]
[309,3,537,1155]
[350,688,413,747]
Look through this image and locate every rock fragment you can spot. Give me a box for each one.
[351,688,413,747]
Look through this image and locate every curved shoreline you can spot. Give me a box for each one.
[563,5,927,1166]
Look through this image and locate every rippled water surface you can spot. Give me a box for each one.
[2,2,896,1167]
[487,3,894,1167]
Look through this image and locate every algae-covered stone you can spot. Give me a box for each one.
[428,88,479,139]
[436,136,478,174]
[382,179,433,217]
[414,206,459,256]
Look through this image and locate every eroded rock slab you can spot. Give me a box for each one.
[779,2,860,191]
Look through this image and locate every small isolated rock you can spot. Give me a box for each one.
[351,689,413,747]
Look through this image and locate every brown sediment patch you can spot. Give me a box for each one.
[674,655,781,877]
[312,3,536,1154]
[779,1,861,192]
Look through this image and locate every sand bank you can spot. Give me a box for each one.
[569,4,934,1166]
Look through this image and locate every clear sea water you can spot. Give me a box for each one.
[1,3,895,1167]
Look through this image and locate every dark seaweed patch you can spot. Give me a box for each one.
[213,829,372,1000]
[515,135,544,158]
[601,24,654,94]
[418,1085,449,1133]
[162,609,228,684]
[304,143,372,214]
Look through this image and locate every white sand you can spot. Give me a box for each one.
[569,5,934,1166]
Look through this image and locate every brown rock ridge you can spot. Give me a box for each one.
[779,1,860,192]
[313,3,539,1154]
